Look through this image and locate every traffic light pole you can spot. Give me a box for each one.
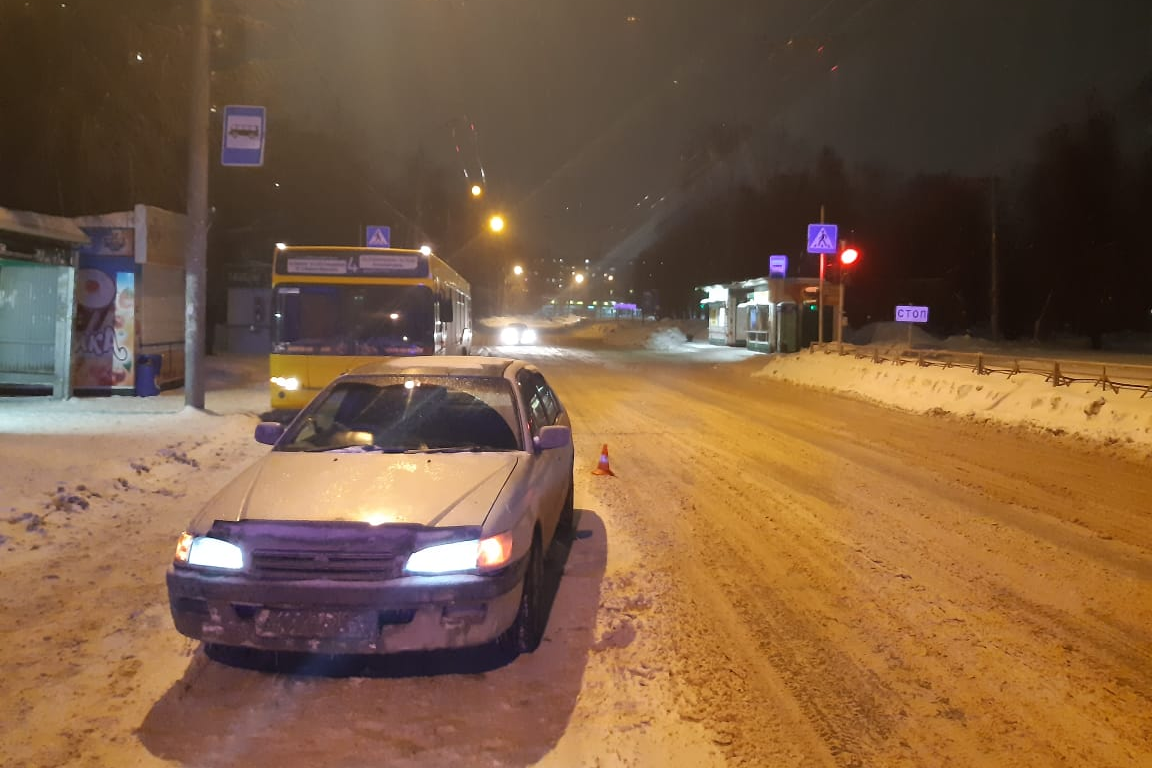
[837,271,845,354]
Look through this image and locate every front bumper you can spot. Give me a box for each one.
[166,559,525,655]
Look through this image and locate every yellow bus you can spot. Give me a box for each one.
[268,245,472,410]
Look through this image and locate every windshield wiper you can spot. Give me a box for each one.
[292,444,397,453]
[405,446,518,454]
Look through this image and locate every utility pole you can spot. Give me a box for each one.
[184,0,210,409]
[989,176,1000,342]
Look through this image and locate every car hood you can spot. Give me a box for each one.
[190,451,519,530]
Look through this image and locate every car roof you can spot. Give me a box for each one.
[342,356,521,379]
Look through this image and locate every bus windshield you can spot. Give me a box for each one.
[272,283,435,356]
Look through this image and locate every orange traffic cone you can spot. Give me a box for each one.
[592,444,615,476]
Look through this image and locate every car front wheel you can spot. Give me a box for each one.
[497,530,545,657]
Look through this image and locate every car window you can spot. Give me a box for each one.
[543,378,562,422]
[530,372,561,423]
[517,370,548,437]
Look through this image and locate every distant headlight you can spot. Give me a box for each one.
[405,533,513,575]
[519,328,538,344]
[174,532,245,570]
[270,376,300,391]
[499,327,521,345]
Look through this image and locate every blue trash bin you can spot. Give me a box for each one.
[135,354,161,397]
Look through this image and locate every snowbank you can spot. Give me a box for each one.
[756,348,1152,452]
[541,319,1152,453]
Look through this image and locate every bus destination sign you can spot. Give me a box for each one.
[280,251,430,278]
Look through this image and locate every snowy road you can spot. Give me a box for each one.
[546,350,1152,767]
[2,345,1150,767]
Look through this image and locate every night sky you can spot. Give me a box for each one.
[264,0,1151,262]
[2,0,1149,268]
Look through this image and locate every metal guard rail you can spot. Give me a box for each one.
[809,342,1152,398]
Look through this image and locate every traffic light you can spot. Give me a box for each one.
[839,247,859,266]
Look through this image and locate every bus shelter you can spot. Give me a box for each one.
[697,276,836,353]
[0,207,88,398]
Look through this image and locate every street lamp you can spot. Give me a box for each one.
[488,214,505,234]
[503,264,526,315]
[471,184,483,198]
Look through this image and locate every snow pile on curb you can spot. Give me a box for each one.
[565,319,707,348]
[644,327,695,350]
[755,350,1152,450]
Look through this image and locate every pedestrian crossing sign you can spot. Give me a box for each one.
[806,223,838,254]
[365,226,391,248]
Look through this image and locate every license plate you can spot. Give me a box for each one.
[255,609,375,639]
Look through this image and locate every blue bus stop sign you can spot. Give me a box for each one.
[221,105,266,167]
[769,254,788,278]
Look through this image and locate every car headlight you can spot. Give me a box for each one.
[270,376,300,391]
[174,532,245,570]
[520,328,538,344]
[499,327,520,345]
[405,533,513,575]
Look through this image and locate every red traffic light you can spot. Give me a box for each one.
[839,247,859,266]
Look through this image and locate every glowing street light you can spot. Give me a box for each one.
[512,264,524,276]
[573,272,585,285]
[488,214,506,233]
[470,184,483,198]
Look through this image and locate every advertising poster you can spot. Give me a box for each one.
[75,228,137,390]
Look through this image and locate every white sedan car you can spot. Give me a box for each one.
[167,356,574,659]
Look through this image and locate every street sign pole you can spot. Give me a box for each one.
[817,206,825,345]
[894,305,930,348]
[807,211,838,348]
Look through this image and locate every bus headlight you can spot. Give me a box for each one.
[270,376,300,391]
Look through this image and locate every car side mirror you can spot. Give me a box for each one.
[254,422,285,445]
[534,424,571,451]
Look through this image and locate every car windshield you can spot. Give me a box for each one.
[277,375,522,453]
